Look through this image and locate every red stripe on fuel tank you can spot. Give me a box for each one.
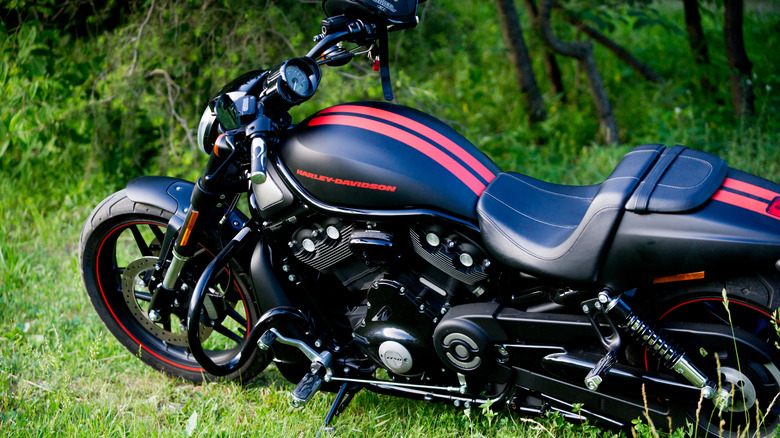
[320,105,496,183]
[722,177,780,201]
[309,115,486,195]
[711,189,779,221]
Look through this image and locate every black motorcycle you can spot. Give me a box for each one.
[78,1,780,436]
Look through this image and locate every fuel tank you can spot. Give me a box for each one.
[278,102,500,221]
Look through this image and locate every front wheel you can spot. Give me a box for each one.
[634,274,780,437]
[79,190,269,383]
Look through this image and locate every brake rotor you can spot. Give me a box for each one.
[121,256,212,347]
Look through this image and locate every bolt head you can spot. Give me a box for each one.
[459,252,474,267]
[582,304,590,313]
[314,340,322,348]
[326,226,340,240]
[598,292,610,304]
[148,310,161,322]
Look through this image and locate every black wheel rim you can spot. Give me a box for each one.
[94,218,254,373]
[646,297,780,436]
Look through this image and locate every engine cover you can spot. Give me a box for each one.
[432,302,506,375]
[352,279,443,377]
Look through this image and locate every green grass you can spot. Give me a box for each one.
[1,0,780,436]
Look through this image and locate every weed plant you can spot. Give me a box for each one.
[1,0,779,437]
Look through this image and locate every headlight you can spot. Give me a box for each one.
[197,106,218,155]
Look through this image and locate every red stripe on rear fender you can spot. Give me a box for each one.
[320,105,496,183]
[309,114,487,195]
[722,178,780,201]
[711,189,778,221]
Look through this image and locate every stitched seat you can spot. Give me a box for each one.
[476,144,663,283]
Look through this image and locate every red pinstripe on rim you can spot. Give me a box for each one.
[643,298,778,371]
[96,221,249,372]
[309,114,488,195]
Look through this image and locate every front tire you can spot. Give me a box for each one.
[79,190,269,383]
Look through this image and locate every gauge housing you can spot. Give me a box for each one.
[260,57,322,113]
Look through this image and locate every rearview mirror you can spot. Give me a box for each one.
[214,94,240,130]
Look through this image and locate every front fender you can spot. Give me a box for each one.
[125,175,248,236]
[126,176,194,228]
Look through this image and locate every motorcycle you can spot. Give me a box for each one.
[78,1,780,436]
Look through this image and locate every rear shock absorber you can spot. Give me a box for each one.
[598,291,731,410]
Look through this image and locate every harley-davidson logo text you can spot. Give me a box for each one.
[296,169,397,192]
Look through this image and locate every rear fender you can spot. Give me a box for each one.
[601,169,780,288]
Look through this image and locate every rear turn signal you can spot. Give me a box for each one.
[768,197,780,219]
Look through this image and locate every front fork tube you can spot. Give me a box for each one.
[160,180,221,289]
[157,137,237,295]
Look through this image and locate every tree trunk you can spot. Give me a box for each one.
[538,0,619,144]
[522,0,565,98]
[495,0,547,124]
[723,0,754,118]
[566,14,663,83]
[682,0,712,90]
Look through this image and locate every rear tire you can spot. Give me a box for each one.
[79,190,269,383]
[634,272,780,437]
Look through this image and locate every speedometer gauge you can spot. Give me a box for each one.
[285,65,310,96]
[259,57,321,114]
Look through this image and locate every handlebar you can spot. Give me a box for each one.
[306,18,377,60]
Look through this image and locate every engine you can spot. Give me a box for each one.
[284,214,493,379]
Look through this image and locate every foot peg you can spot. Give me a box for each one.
[257,328,333,406]
[292,364,326,407]
[584,350,617,391]
[581,295,621,392]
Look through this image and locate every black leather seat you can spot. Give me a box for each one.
[476,144,664,283]
[625,145,727,213]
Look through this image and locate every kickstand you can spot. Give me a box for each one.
[315,382,360,437]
